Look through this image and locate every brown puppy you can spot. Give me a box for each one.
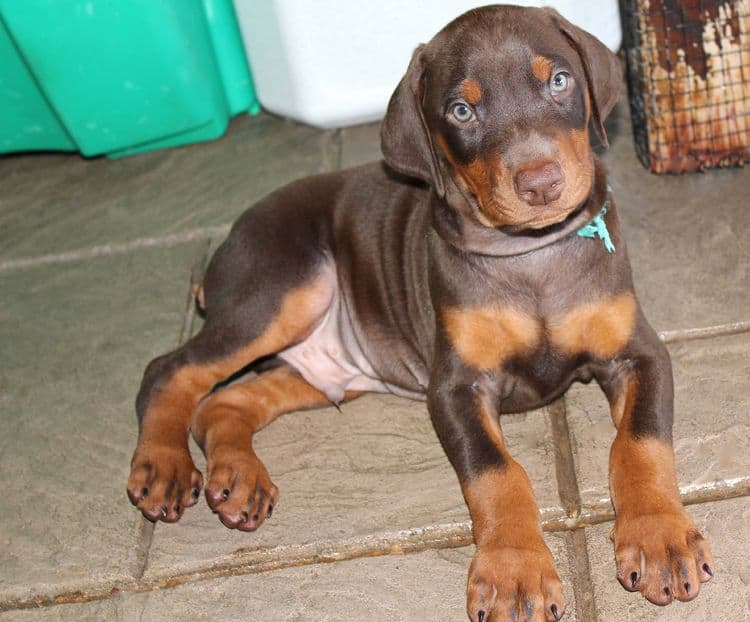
[127,6,713,621]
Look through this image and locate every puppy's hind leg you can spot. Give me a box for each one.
[191,362,358,531]
[127,200,337,524]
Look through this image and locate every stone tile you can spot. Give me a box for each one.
[600,98,750,332]
[142,549,472,622]
[137,534,575,621]
[144,394,563,577]
[0,243,202,600]
[586,498,750,621]
[340,121,382,168]
[0,114,329,261]
[567,334,750,510]
[552,531,581,622]
[0,534,576,620]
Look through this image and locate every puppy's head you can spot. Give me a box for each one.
[381,5,621,231]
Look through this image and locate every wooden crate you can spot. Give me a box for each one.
[621,0,750,173]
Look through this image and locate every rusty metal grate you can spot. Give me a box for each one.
[620,0,750,173]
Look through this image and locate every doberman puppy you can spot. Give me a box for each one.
[127,5,714,621]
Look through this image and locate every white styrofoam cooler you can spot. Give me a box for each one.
[234,1,622,129]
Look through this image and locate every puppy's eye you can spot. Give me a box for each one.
[450,102,474,123]
[550,71,571,96]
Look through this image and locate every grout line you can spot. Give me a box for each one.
[180,243,211,344]
[129,242,212,581]
[2,477,748,613]
[129,517,155,584]
[0,225,230,274]
[659,320,750,344]
[545,474,750,531]
[319,128,342,172]
[548,399,599,622]
[566,529,599,622]
[548,399,581,517]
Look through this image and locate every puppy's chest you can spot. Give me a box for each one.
[442,292,636,395]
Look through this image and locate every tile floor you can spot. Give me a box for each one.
[0,94,748,621]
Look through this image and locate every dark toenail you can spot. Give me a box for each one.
[684,582,691,594]
[267,505,273,518]
[664,586,671,596]
[630,571,639,588]
[253,513,259,522]
[222,489,230,501]
[703,563,713,577]
[551,604,560,620]
[241,511,249,522]
[141,487,149,498]
[174,505,180,513]
[161,506,168,518]
[477,611,485,622]
[191,488,199,499]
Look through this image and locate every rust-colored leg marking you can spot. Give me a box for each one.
[191,364,345,531]
[127,368,208,522]
[127,276,334,523]
[464,465,565,622]
[461,393,564,622]
[608,375,714,605]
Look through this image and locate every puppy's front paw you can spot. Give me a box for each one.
[613,511,714,605]
[127,444,203,523]
[467,543,565,622]
[205,447,278,532]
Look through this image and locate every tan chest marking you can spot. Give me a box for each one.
[443,306,541,371]
[549,292,637,359]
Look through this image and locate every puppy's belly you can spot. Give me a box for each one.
[278,295,425,403]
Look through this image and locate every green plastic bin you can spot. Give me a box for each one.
[0,0,260,158]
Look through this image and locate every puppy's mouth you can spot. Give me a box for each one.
[476,187,586,231]
[499,200,587,235]
[513,200,580,229]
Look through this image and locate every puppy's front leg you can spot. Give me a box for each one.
[428,371,565,622]
[597,319,714,605]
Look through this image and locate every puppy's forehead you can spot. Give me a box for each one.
[425,6,581,87]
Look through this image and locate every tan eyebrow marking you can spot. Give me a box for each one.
[460,78,483,105]
[531,55,553,81]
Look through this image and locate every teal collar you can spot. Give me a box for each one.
[575,185,615,253]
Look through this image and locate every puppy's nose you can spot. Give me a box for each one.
[514,162,564,206]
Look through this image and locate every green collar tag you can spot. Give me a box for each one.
[575,186,615,253]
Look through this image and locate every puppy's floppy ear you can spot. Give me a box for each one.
[545,8,622,148]
[381,45,445,198]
